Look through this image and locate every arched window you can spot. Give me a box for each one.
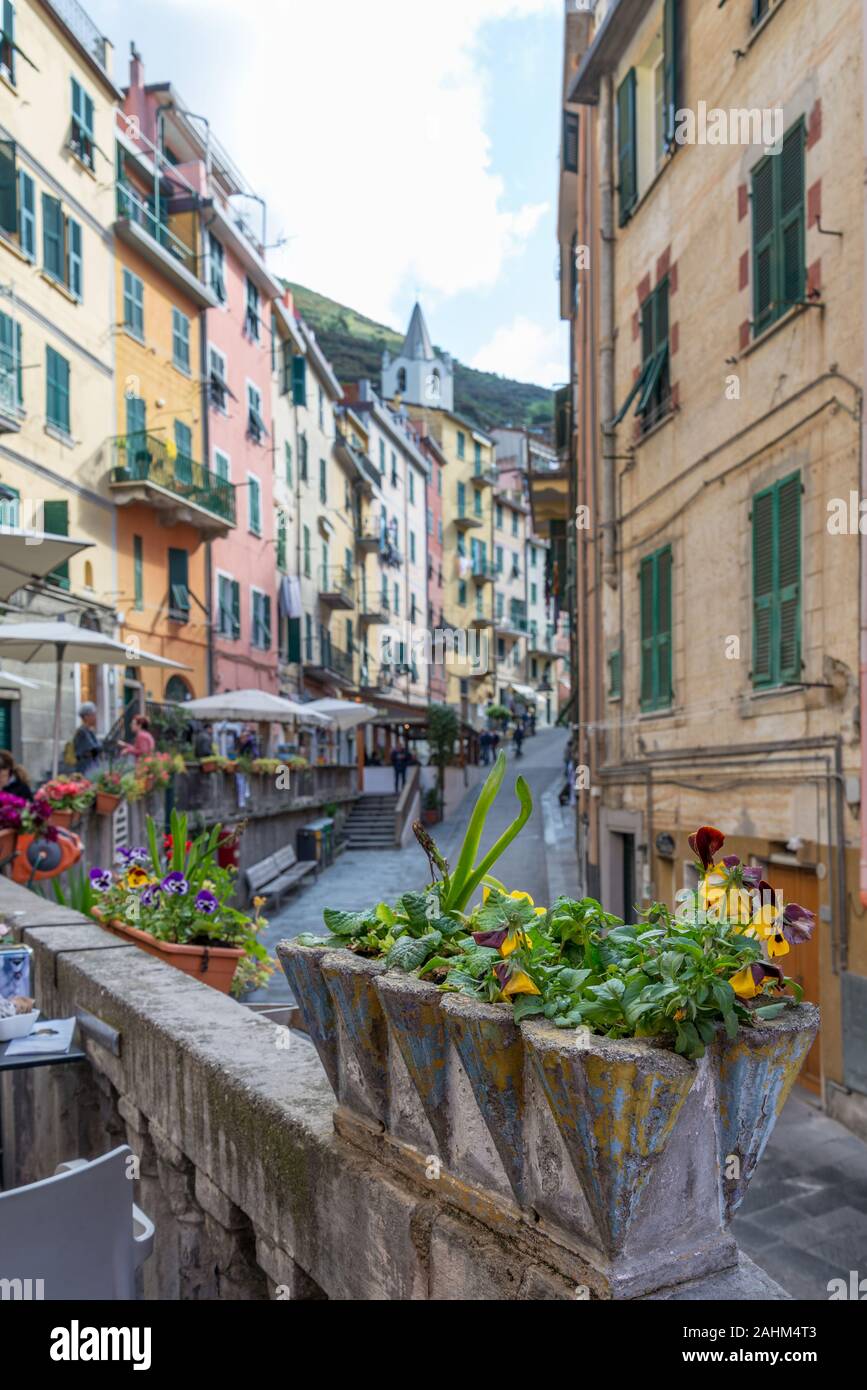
[396,367,407,393]
[83,560,94,589]
[164,675,193,703]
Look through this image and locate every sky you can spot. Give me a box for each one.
[85,0,568,389]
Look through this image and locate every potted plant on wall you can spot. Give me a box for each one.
[0,792,27,861]
[39,776,95,828]
[11,796,82,883]
[421,787,441,826]
[94,769,123,815]
[88,809,268,994]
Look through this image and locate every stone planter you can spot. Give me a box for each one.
[278,939,819,1298]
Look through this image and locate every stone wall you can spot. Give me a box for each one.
[0,877,787,1300]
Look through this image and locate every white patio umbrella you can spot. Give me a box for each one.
[0,669,40,690]
[0,620,191,775]
[181,689,331,725]
[302,698,380,731]
[0,530,94,602]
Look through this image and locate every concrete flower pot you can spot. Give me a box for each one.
[277,939,819,1297]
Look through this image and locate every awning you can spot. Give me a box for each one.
[0,529,94,602]
[303,698,379,731]
[182,689,331,724]
[507,683,540,703]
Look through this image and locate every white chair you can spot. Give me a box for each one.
[0,1145,154,1299]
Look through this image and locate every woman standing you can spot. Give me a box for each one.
[0,750,33,800]
[120,715,156,760]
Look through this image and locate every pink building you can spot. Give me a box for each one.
[121,50,282,695]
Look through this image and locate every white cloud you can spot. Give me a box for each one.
[157,0,559,326]
[471,315,567,388]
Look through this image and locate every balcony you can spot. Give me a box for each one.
[114,183,217,310]
[0,370,22,435]
[109,434,236,536]
[471,466,498,488]
[471,559,495,585]
[358,592,390,625]
[496,613,529,638]
[45,0,110,72]
[469,613,495,630]
[454,508,484,531]
[318,565,355,611]
[302,633,354,686]
[355,524,384,554]
[528,623,559,657]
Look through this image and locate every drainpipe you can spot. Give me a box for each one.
[599,73,617,590]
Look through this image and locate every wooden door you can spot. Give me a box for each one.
[769,864,821,1093]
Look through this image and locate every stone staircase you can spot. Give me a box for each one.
[344,793,399,850]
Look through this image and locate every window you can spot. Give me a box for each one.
[437,518,443,545]
[457,481,466,516]
[173,420,192,485]
[70,78,95,171]
[456,431,465,460]
[284,441,293,485]
[245,277,260,340]
[511,511,518,537]
[497,638,506,661]
[639,544,672,712]
[614,280,670,431]
[530,548,537,568]
[496,591,504,621]
[608,649,622,700]
[473,489,482,518]
[426,506,433,535]
[393,582,400,617]
[209,346,228,411]
[133,535,144,610]
[172,308,190,373]
[563,110,579,173]
[752,471,801,688]
[208,233,226,303]
[474,441,482,470]
[218,574,240,638]
[1,1,17,84]
[318,386,324,430]
[495,545,503,575]
[315,456,326,506]
[43,500,69,587]
[409,470,415,503]
[530,583,537,605]
[292,354,307,406]
[752,0,770,23]
[458,580,467,606]
[752,122,805,337]
[379,440,386,475]
[125,394,145,445]
[0,310,22,413]
[167,549,190,621]
[247,382,266,443]
[302,524,311,577]
[409,532,416,564]
[66,217,82,300]
[391,451,398,487]
[248,473,262,535]
[122,269,144,339]
[252,590,271,649]
[299,432,308,481]
[616,69,637,225]
[18,169,34,260]
[495,503,503,529]
[41,194,63,282]
[437,466,442,496]
[45,346,70,433]
[214,449,230,484]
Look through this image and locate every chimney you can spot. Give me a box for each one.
[283,287,295,316]
[129,41,144,91]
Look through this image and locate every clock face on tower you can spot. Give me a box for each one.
[425,372,441,401]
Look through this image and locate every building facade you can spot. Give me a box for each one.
[558,0,864,1116]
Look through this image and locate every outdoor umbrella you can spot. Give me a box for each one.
[302,698,380,731]
[181,690,331,725]
[0,621,191,775]
[0,531,94,602]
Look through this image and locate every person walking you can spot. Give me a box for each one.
[480,729,491,766]
[513,723,524,759]
[73,702,102,774]
[391,743,408,794]
[119,714,155,760]
[194,722,215,759]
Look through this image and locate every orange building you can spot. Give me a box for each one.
[110,115,232,713]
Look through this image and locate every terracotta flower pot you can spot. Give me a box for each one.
[0,827,17,861]
[100,917,243,994]
[200,760,218,774]
[95,792,121,815]
[11,831,82,883]
[48,809,77,830]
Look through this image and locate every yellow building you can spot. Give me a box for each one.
[0,0,119,773]
[110,115,228,709]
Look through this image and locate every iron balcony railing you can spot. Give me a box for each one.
[529,622,558,651]
[46,0,109,70]
[111,433,236,525]
[302,632,354,682]
[471,558,496,581]
[115,182,198,276]
[317,565,355,607]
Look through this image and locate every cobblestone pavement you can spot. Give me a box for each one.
[247,728,867,1301]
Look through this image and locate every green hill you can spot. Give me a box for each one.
[287,283,553,436]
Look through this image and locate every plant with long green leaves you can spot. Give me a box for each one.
[428,750,533,913]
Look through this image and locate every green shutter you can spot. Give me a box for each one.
[174,420,192,485]
[751,488,775,685]
[133,534,144,610]
[608,649,622,699]
[18,169,34,258]
[276,510,287,570]
[284,440,292,484]
[42,193,63,280]
[46,346,70,432]
[662,0,679,149]
[777,473,802,683]
[292,355,307,406]
[168,547,190,620]
[1,0,15,85]
[231,579,241,638]
[640,546,673,710]
[656,546,672,705]
[66,217,82,299]
[126,394,146,442]
[616,68,637,225]
[43,500,69,588]
[779,123,805,312]
[262,595,271,649]
[639,557,654,707]
[0,136,16,234]
[286,616,301,662]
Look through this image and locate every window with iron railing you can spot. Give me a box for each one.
[245,277,260,341]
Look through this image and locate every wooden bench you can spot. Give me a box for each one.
[244,845,317,907]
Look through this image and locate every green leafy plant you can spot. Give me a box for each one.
[427,703,459,814]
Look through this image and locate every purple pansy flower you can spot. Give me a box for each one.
[741,865,764,890]
[781,902,815,945]
[472,928,508,951]
[194,890,219,916]
[117,846,150,867]
[89,867,113,892]
[140,883,161,909]
[161,871,189,896]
